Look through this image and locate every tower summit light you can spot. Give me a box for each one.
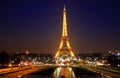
[55,6,75,58]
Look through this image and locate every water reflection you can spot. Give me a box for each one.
[53,67,76,78]
[21,66,102,78]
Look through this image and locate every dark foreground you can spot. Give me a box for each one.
[22,66,101,78]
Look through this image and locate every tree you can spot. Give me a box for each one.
[0,51,10,67]
[107,54,119,67]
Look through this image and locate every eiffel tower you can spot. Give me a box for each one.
[55,6,75,59]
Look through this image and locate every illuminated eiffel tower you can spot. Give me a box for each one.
[55,6,75,59]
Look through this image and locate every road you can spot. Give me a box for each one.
[0,66,44,78]
[53,67,76,78]
[0,67,20,73]
[84,66,120,78]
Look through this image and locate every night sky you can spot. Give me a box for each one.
[0,0,120,54]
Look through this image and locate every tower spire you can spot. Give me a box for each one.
[64,5,66,10]
[55,6,75,59]
[62,5,68,36]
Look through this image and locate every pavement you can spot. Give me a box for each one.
[83,66,120,78]
[0,66,42,78]
[0,66,32,76]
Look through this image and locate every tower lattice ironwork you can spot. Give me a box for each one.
[55,6,75,58]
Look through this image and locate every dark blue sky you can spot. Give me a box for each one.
[0,0,120,54]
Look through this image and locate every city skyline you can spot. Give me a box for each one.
[0,0,120,54]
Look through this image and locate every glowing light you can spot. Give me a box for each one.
[59,40,63,49]
[55,6,75,60]
[53,67,61,78]
[70,51,75,57]
[62,6,68,36]
[117,52,120,56]
[55,51,60,58]
[96,62,103,66]
[25,50,29,54]
[8,64,12,67]
[67,41,71,48]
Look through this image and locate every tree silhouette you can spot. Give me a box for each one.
[107,54,119,67]
[0,51,10,67]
